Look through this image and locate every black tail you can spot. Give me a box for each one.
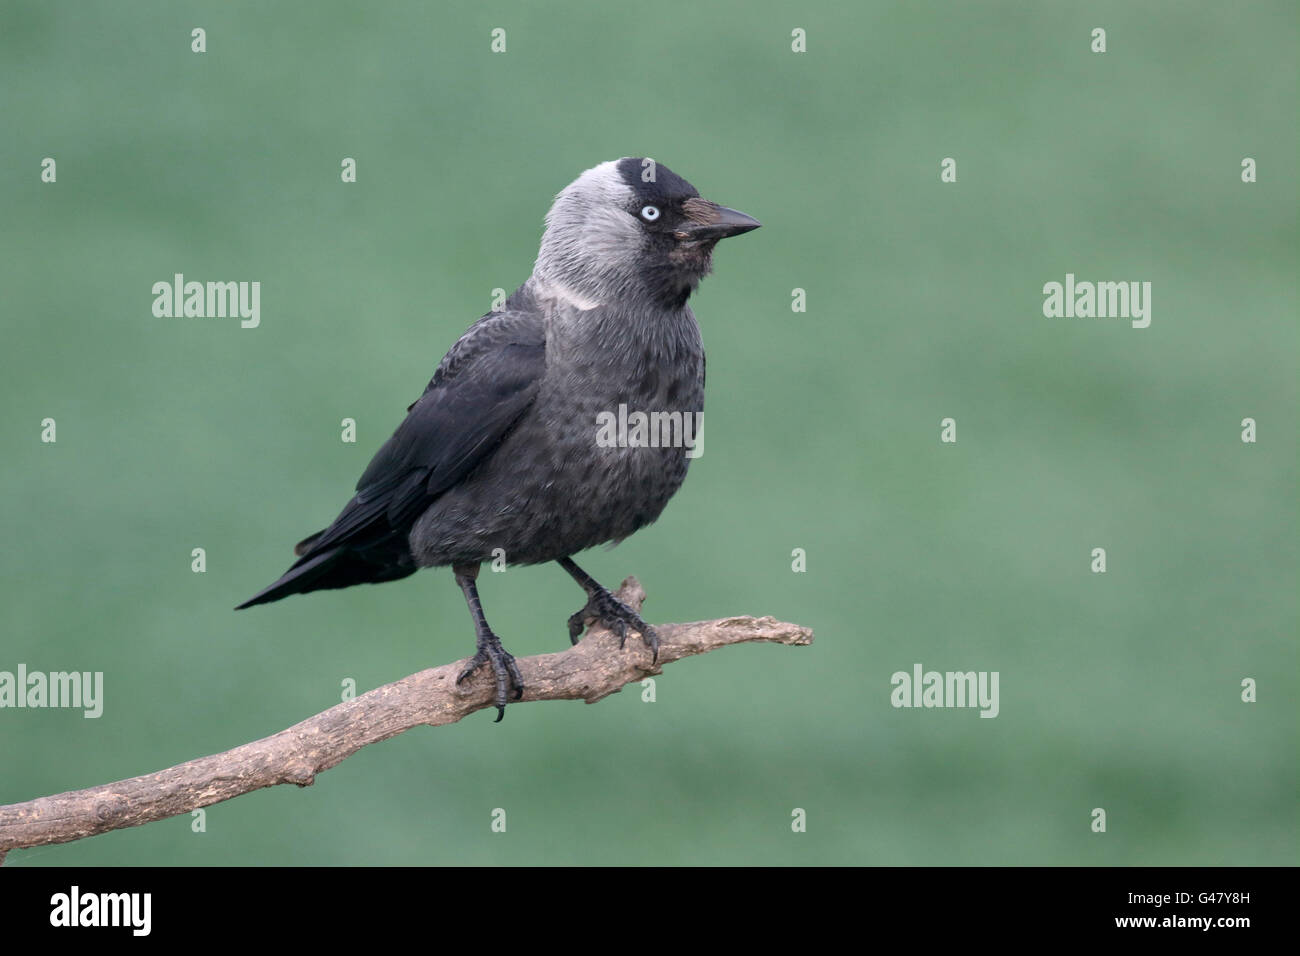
[235,545,417,610]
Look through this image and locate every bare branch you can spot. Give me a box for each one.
[0,578,812,862]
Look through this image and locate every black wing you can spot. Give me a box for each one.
[236,305,546,608]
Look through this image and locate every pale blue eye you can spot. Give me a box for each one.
[640,205,660,221]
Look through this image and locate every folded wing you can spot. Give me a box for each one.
[236,310,546,609]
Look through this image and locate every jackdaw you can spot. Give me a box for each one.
[236,158,760,719]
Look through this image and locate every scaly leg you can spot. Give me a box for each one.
[557,556,658,663]
[453,562,524,721]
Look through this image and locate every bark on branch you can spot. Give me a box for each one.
[0,578,812,863]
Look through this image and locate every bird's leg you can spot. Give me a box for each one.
[557,556,658,662]
[453,562,524,722]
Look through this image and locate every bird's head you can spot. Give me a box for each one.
[534,158,760,312]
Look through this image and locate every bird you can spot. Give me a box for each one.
[236,157,760,720]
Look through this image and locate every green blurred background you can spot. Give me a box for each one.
[1,1,1295,865]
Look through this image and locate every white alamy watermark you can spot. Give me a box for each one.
[890,663,999,718]
[1042,273,1151,328]
[151,273,260,328]
[0,665,103,718]
[50,886,151,936]
[595,404,703,458]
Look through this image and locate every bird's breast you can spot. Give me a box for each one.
[408,308,706,568]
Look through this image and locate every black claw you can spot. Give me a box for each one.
[456,654,483,685]
[457,631,524,718]
[568,587,655,658]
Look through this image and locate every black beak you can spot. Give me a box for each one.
[679,200,762,241]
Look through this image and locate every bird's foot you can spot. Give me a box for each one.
[456,630,524,721]
[568,587,659,662]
